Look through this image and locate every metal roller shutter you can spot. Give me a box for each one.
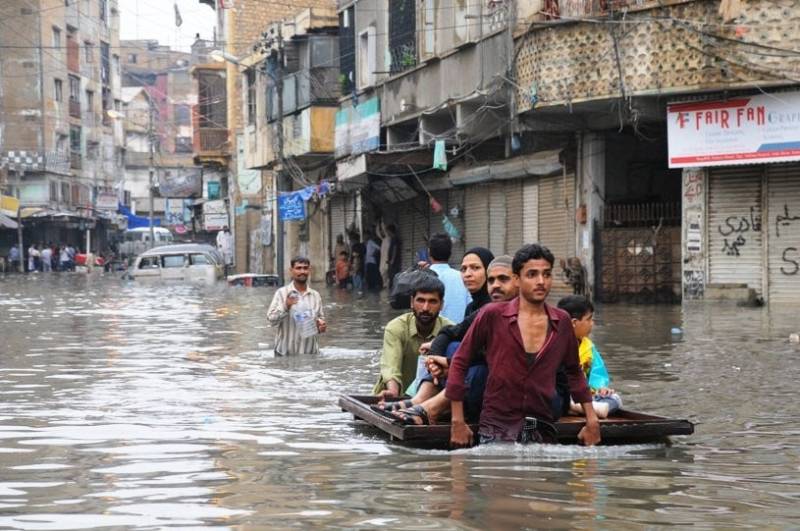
[329,194,347,251]
[766,164,800,304]
[446,188,466,263]
[396,198,418,269]
[538,172,575,298]
[486,182,507,256]
[523,179,539,245]
[505,179,524,255]
[465,184,490,250]
[708,167,764,294]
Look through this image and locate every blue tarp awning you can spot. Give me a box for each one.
[118,204,161,229]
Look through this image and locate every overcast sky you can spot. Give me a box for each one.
[119,0,216,51]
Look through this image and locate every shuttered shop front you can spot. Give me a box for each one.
[465,184,490,251]
[505,179,524,255]
[766,164,800,304]
[707,167,764,294]
[329,194,347,248]
[538,173,575,297]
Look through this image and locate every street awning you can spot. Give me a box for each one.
[448,149,563,186]
[0,212,18,229]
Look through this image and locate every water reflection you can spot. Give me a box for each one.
[0,274,799,527]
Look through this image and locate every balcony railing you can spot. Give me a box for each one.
[69,99,81,119]
[70,152,82,170]
[196,128,228,153]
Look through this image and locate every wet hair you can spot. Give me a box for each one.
[512,244,555,274]
[387,223,397,235]
[412,275,445,300]
[428,233,452,261]
[557,295,594,320]
[290,256,310,267]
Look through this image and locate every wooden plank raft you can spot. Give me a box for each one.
[339,394,694,448]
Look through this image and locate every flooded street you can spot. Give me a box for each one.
[0,274,799,529]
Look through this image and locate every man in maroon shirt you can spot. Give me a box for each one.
[445,243,601,447]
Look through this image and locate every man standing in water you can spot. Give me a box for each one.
[446,244,601,447]
[267,257,327,355]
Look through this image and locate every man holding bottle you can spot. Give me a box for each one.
[267,257,327,355]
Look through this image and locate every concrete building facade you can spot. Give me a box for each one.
[0,0,125,255]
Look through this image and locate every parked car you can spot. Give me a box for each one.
[129,244,224,283]
[119,227,174,259]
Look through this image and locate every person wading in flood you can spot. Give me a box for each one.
[446,244,602,447]
[267,257,327,355]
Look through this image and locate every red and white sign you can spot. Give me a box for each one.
[667,91,800,168]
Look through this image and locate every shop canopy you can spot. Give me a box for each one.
[0,212,18,229]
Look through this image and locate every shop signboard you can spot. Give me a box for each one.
[95,192,118,211]
[335,97,380,158]
[203,199,228,231]
[668,91,800,168]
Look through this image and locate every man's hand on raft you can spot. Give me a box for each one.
[577,417,601,446]
[450,419,474,448]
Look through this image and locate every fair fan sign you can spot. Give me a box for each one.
[668,91,800,168]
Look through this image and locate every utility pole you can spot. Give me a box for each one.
[148,98,156,248]
[275,24,286,285]
[257,22,286,283]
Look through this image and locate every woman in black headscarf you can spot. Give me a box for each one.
[460,246,495,317]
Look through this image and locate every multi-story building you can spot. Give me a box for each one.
[120,39,203,236]
[192,0,335,276]
[239,7,340,281]
[513,0,800,305]
[330,0,559,291]
[0,0,125,254]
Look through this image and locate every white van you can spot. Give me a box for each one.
[119,227,174,258]
[130,244,224,283]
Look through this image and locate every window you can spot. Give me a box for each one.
[54,78,63,101]
[357,27,376,88]
[50,181,58,201]
[84,41,93,63]
[246,69,256,125]
[100,41,110,84]
[113,54,120,75]
[99,0,108,24]
[68,75,80,101]
[70,125,81,152]
[52,26,61,49]
[190,254,211,265]
[114,99,121,111]
[85,89,94,108]
[174,104,190,126]
[161,255,186,268]
[128,53,137,64]
[87,141,99,160]
[138,256,159,269]
[60,182,70,202]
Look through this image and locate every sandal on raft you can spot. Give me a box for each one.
[392,405,430,426]
[378,399,413,412]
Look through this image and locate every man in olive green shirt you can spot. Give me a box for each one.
[373,277,453,397]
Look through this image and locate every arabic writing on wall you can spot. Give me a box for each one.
[718,206,761,256]
[775,204,800,275]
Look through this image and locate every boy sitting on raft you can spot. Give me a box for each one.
[557,295,622,419]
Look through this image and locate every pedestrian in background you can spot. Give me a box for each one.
[8,244,21,273]
[216,226,233,274]
[365,230,382,291]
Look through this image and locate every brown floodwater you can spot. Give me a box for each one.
[0,273,798,529]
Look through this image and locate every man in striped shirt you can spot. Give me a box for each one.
[267,257,327,355]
